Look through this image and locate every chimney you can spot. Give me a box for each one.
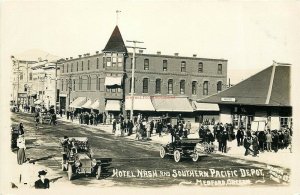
[83,54,86,57]
[139,50,143,54]
[66,58,69,60]
[157,51,161,55]
[174,53,179,56]
[78,55,82,58]
[193,54,197,57]
[70,57,73,60]
[96,51,99,54]
[86,53,90,56]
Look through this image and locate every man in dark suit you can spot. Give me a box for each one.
[34,170,50,189]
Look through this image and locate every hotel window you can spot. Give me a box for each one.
[87,76,91,90]
[163,60,167,71]
[129,78,136,93]
[217,81,222,92]
[112,56,117,67]
[96,58,99,69]
[20,73,24,80]
[73,80,76,91]
[96,76,100,90]
[143,78,149,93]
[192,81,197,95]
[61,79,64,91]
[118,56,123,67]
[155,79,161,94]
[168,79,173,94]
[29,73,33,80]
[106,57,112,67]
[203,81,209,95]
[180,80,185,94]
[144,59,149,70]
[81,61,83,71]
[181,61,186,72]
[76,62,79,71]
[66,79,68,91]
[218,64,222,74]
[87,60,90,70]
[198,62,203,73]
[280,117,290,127]
[79,76,82,90]
[62,64,64,73]
[67,64,69,73]
[71,63,73,72]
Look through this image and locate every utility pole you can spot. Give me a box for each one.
[126,40,146,121]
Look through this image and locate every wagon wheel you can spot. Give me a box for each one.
[160,146,166,158]
[67,164,74,180]
[95,166,102,180]
[173,150,181,163]
[192,152,199,162]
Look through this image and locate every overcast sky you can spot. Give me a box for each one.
[1,0,300,84]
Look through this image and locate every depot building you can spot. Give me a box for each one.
[197,62,292,130]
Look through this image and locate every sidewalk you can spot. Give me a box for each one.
[58,116,292,168]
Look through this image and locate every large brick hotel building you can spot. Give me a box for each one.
[58,26,227,123]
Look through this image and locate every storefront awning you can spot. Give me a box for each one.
[125,96,155,111]
[104,77,122,86]
[90,100,100,110]
[105,100,121,111]
[193,101,220,111]
[69,97,86,108]
[151,97,193,112]
[81,99,92,109]
[34,100,43,105]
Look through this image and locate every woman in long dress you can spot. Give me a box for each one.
[17,135,26,165]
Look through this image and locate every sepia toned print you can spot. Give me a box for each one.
[1,1,299,194]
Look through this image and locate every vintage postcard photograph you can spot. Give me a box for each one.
[0,0,299,194]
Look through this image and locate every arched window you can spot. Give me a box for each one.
[218,64,222,74]
[168,79,173,94]
[29,72,33,80]
[203,81,208,95]
[71,63,73,72]
[217,81,222,92]
[155,79,161,94]
[143,78,149,93]
[192,81,197,95]
[180,80,185,94]
[76,62,79,71]
[67,64,69,73]
[73,79,76,91]
[88,60,90,70]
[20,73,23,80]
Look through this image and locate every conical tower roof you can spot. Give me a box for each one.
[102,25,127,53]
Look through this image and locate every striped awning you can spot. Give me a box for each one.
[81,99,92,109]
[69,97,86,108]
[151,97,193,112]
[125,96,155,111]
[90,100,100,110]
[105,100,121,111]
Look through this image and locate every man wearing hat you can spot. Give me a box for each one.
[34,170,50,189]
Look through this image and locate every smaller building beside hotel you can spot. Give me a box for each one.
[198,62,292,130]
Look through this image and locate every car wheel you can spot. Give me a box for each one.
[95,166,101,180]
[67,164,73,180]
[173,150,181,163]
[192,152,199,162]
[160,147,166,158]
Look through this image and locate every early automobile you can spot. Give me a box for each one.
[60,137,108,180]
[160,138,215,162]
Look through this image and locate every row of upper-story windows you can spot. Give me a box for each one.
[61,58,100,73]
[129,78,223,96]
[129,58,223,74]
